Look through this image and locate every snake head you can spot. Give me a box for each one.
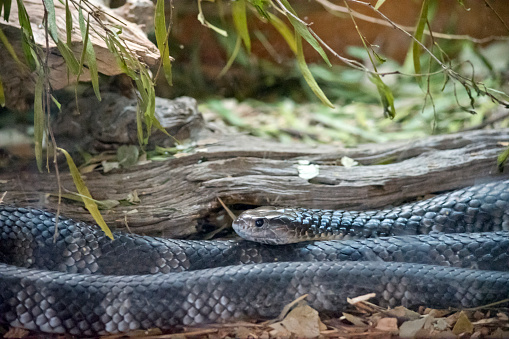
[232,206,301,244]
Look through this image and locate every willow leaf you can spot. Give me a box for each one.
[1,0,11,21]
[0,27,22,65]
[369,74,395,119]
[296,33,333,108]
[374,0,387,10]
[197,0,227,36]
[412,0,429,83]
[42,0,58,42]
[51,95,61,110]
[56,40,79,74]
[247,0,270,18]
[58,148,114,239]
[267,12,296,53]
[219,35,241,77]
[16,0,36,70]
[34,72,44,172]
[278,0,331,67]
[78,7,100,100]
[0,73,5,107]
[155,0,172,86]
[65,0,72,45]
[105,35,132,77]
[497,147,509,172]
[232,0,250,53]
[136,101,144,145]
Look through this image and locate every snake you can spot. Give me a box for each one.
[0,180,509,335]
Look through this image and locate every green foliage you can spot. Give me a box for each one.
[59,148,114,239]
[77,7,100,100]
[0,0,12,21]
[15,0,36,70]
[344,2,395,118]
[295,33,333,108]
[155,0,172,86]
[374,0,387,10]
[232,0,250,52]
[277,0,331,68]
[33,72,44,172]
[412,0,429,83]
[0,73,4,107]
[197,0,227,36]
[247,0,270,18]
[369,74,395,119]
[201,39,506,147]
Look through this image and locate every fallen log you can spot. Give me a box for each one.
[1,95,508,238]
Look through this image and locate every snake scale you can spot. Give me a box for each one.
[1,180,509,335]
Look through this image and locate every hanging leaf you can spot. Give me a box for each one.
[16,0,36,70]
[295,33,334,108]
[78,7,101,100]
[374,0,387,10]
[267,12,296,53]
[497,146,509,172]
[59,148,114,239]
[247,0,270,18]
[65,0,72,45]
[0,27,22,65]
[155,0,172,86]
[219,35,241,77]
[197,0,227,36]
[34,72,44,172]
[412,0,429,84]
[41,0,58,42]
[232,0,251,53]
[0,73,5,107]
[51,95,61,110]
[369,73,395,119]
[56,40,80,74]
[278,0,331,67]
[0,0,12,21]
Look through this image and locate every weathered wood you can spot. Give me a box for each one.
[0,0,159,110]
[1,101,508,238]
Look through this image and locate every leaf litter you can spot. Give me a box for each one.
[7,293,509,338]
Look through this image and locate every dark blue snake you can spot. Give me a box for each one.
[1,180,509,335]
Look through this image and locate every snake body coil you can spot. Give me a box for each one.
[1,180,509,335]
[233,180,509,243]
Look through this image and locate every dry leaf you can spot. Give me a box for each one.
[127,190,140,203]
[80,162,100,173]
[102,160,120,173]
[497,312,509,321]
[452,311,473,335]
[399,317,426,338]
[434,318,449,331]
[342,312,368,327]
[3,327,30,338]
[445,311,462,326]
[235,326,256,338]
[296,160,320,179]
[490,328,509,338]
[385,305,421,321]
[341,156,358,168]
[375,317,398,333]
[347,293,376,304]
[270,304,326,338]
[269,322,292,338]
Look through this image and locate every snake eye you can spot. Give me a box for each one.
[254,218,265,227]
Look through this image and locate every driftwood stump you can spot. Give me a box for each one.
[0,0,159,111]
[1,94,508,238]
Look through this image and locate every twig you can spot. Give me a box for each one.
[462,108,509,132]
[315,0,509,43]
